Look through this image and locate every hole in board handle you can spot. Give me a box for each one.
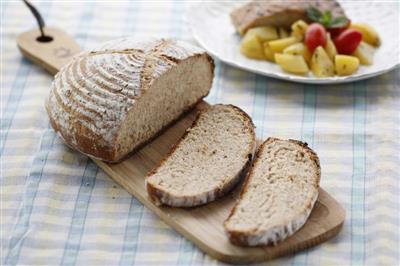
[36,35,53,43]
[36,35,53,42]
[23,0,53,43]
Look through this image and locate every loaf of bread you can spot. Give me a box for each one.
[146,104,256,207]
[45,38,214,162]
[224,138,320,246]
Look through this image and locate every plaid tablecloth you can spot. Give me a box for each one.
[1,1,399,265]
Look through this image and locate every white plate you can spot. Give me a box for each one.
[186,1,399,84]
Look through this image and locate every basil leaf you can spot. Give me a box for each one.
[306,6,322,22]
[329,16,349,28]
[321,11,332,27]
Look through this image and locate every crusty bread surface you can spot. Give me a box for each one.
[230,0,347,34]
[146,104,256,207]
[46,38,214,162]
[224,137,320,246]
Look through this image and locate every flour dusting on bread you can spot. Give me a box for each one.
[46,38,214,162]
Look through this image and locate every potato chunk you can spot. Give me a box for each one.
[311,46,335,77]
[240,31,265,60]
[283,43,311,64]
[335,55,360,76]
[325,33,337,61]
[240,26,279,60]
[247,26,278,42]
[263,43,275,62]
[352,41,375,65]
[274,53,309,74]
[268,37,299,53]
[350,23,381,47]
[291,20,308,41]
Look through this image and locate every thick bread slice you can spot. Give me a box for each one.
[46,38,214,162]
[146,104,256,207]
[224,138,320,246]
[230,0,347,34]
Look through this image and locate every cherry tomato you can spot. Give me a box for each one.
[328,19,351,38]
[333,29,362,55]
[305,23,327,53]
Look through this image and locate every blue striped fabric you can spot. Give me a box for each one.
[61,159,98,265]
[1,1,399,266]
[119,197,143,265]
[351,82,367,265]
[4,131,56,265]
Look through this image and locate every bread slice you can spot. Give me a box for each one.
[46,38,214,162]
[224,138,320,246]
[146,104,256,207]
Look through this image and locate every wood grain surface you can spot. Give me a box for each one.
[17,28,345,264]
[17,27,80,75]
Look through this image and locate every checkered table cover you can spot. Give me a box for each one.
[1,1,399,265]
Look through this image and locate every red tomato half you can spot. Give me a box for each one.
[305,23,327,53]
[333,29,362,55]
[328,19,351,38]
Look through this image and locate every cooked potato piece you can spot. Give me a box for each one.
[240,27,279,59]
[247,26,278,42]
[240,31,265,60]
[283,43,311,64]
[269,37,299,53]
[291,20,308,41]
[350,23,381,47]
[274,53,309,74]
[325,33,337,61]
[352,41,375,65]
[278,27,289,38]
[311,46,335,77]
[263,43,275,62]
[335,55,360,76]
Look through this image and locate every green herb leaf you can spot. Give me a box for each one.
[306,6,323,22]
[329,16,349,28]
[321,11,332,27]
[306,5,349,29]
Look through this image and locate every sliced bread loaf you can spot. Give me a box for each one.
[224,138,320,246]
[146,104,256,207]
[46,38,214,162]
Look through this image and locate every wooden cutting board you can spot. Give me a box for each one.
[17,28,346,264]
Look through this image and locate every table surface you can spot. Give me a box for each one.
[1,1,399,265]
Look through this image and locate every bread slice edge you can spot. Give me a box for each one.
[224,137,321,246]
[146,104,256,207]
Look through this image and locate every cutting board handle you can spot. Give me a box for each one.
[17,27,80,75]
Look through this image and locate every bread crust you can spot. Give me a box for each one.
[146,104,256,207]
[230,0,347,34]
[46,97,208,163]
[46,39,215,162]
[224,137,321,246]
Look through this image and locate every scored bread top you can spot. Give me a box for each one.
[146,104,256,207]
[46,38,210,161]
[225,137,320,246]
